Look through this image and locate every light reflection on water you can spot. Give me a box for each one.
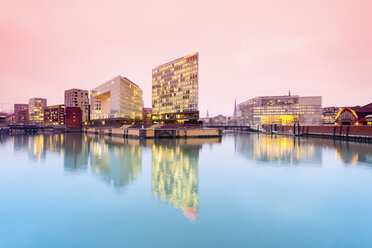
[1,133,372,247]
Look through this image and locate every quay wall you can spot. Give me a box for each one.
[262,125,372,142]
[83,127,221,139]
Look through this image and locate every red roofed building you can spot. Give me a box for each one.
[335,103,372,125]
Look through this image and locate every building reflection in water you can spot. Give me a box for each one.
[13,135,29,151]
[64,133,88,171]
[151,138,220,221]
[86,134,142,189]
[236,134,322,165]
[28,135,47,161]
[334,142,372,166]
[12,134,65,162]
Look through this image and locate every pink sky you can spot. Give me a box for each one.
[0,0,371,116]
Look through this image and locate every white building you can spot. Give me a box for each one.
[90,76,143,121]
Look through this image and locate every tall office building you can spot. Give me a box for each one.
[90,76,143,124]
[152,52,199,123]
[238,94,322,126]
[64,89,89,123]
[29,98,47,125]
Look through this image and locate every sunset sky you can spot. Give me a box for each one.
[1,0,371,116]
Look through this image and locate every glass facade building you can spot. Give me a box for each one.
[29,98,47,125]
[152,53,199,123]
[90,76,142,121]
[238,95,322,126]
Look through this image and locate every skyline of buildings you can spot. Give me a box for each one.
[2,51,371,127]
[152,52,199,123]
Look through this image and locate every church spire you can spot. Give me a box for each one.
[233,99,237,118]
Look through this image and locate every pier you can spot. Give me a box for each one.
[9,125,65,134]
[83,127,222,139]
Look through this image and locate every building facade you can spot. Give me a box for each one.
[65,107,83,129]
[0,113,10,126]
[64,89,89,123]
[14,104,29,124]
[335,103,372,125]
[152,52,199,123]
[322,107,342,124]
[29,98,47,125]
[17,110,29,124]
[142,107,152,124]
[238,95,322,126]
[44,104,65,126]
[90,76,143,123]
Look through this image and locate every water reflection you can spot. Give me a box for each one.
[13,134,65,161]
[64,134,88,171]
[28,135,47,161]
[235,134,372,167]
[236,134,322,165]
[151,138,219,221]
[13,135,29,151]
[334,142,372,166]
[86,134,142,189]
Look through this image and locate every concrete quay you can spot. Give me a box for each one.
[262,124,372,143]
[83,127,222,139]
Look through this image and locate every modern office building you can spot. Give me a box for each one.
[29,98,47,125]
[44,104,65,126]
[322,107,342,124]
[14,104,29,124]
[152,52,199,123]
[64,89,89,123]
[238,94,322,126]
[90,76,143,125]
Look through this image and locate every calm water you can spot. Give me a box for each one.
[1,133,372,248]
